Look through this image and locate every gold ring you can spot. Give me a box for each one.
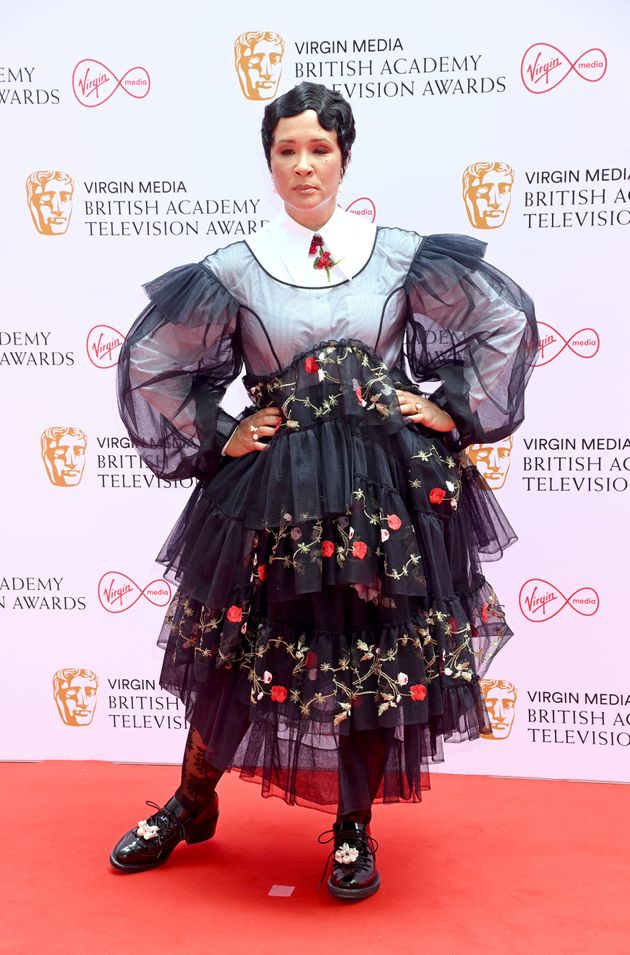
[252,430,259,442]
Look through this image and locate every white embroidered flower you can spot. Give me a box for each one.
[349,527,355,539]
[136,820,160,841]
[444,667,453,676]
[318,368,326,382]
[263,670,273,684]
[381,528,390,542]
[257,691,264,701]
[445,480,456,492]
[283,513,293,522]
[334,842,360,864]
[397,672,409,686]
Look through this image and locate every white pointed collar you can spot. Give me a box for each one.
[247,205,376,287]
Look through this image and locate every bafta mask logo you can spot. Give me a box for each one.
[41,427,87,486]
[462,162,514,230]
[466,437,513,490]
[53,668,98,726]
[234,31,285,100]
[480,679,517,740]
[26,170,74,235]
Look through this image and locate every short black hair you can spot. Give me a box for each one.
[261,82,356,172]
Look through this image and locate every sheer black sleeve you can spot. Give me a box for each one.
[404,234,538,450]
[117,262,243,481]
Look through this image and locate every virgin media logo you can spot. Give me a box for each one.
[521,43,607,94]
[72,59,150,108]
[535,322,600,367]
[86,325,124,369]
[98,572,172,613]
[519,578,600,623]
[345,197,376,223]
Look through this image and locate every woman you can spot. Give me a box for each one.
[110,82,537,900]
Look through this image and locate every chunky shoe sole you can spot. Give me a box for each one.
[109,803,219,873]
[327,872,381,900]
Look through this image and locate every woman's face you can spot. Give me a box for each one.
[269,109,344,230]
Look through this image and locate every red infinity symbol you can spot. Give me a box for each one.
[86,325,124,369]
[72,59,151,107]
[98,572,172,613]
[534,321,600,366]
[519,578,599,623]
[521,43,607,94]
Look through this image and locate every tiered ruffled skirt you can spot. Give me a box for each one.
[156,341,516,811]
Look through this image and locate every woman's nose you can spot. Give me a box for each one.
[294,152,314,174]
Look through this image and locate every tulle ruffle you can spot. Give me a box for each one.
[158,578,504,811]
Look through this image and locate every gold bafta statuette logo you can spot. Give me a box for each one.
[26,170,74,235]
[234,31,285,100]
[466,437,513,490]
[462,162,514,229]
[480,679,518,740]
[41,427,87,486]
[53,668,98,726]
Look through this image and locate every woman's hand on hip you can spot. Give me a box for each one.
[223,407,283,457]
[395,390,455,433]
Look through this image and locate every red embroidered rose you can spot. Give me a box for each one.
[448,616,457,633]
[355,386,363,404]
[321,540,335,558]
[352,540,368,560]
[304,357,319,374]
[429,487,446,505]
[387,513,402,531]
[271,685,288,703]
[410,683,427,701]
[305,650,317,669]
[315,251,334,270]
[481,602,489,623]
[226,605,243,623]
[258,564,267,582]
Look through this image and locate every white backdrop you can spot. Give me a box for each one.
[2,0,629,785]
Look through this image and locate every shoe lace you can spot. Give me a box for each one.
[316,828,379,891]
[140,800,186,844]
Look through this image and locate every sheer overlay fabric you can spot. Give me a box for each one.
[117,230,538,812]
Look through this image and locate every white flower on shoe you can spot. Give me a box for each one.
[136,820,160,840]
[334,842,360,864]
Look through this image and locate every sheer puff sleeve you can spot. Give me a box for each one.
[117,262,242,481]
[404,234,538,450]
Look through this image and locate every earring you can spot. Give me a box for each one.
[337,179,344,195]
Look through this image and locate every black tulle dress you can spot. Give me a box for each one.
[117,228,537,813]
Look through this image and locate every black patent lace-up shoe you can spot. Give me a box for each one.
[318,821,380,900]
[109,792,219,873]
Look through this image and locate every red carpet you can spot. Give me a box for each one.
[1,762,629,955]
